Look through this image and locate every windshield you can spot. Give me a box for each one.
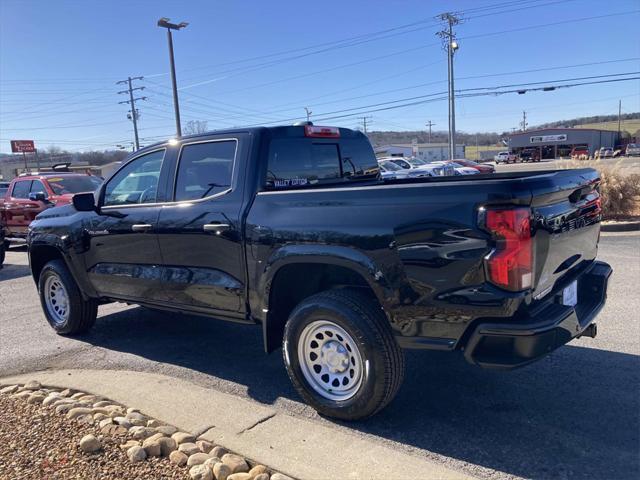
[628,144,637,148]
[379,161,403,172]
[47,175,103,195]
[408,158,428,166]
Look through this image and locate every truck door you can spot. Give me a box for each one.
[4,179,34,236]
[84,148,170,301]
[155,135,248,319]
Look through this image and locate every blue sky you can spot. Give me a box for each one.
[0,0,638,153]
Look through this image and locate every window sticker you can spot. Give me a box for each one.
[274,177,309,188]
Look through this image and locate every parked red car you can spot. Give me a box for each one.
[0,172,102,244]
[444,159,495,173]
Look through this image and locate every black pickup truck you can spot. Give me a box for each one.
[27,124,611,420]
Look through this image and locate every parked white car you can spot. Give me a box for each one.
[378,160,413,180]
[431,161,479,175]
[494,151,518,164]
[383,157,455,177]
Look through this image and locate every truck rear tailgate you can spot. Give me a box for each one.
[527,168,602,299]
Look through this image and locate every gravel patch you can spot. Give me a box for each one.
[0,383,293,480]
[0,393,187,479]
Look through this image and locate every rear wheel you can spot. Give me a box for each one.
[38,259,97,335]
[283,289,404,420]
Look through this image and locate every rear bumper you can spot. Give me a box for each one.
[463,260,612,369]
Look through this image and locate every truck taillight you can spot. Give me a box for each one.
[482,207,532,291]
[304,125,340,138]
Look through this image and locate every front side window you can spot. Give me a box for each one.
[391,159,411,169]
[30,180,48,197]
[11,180,31,199]
[103,150,164,206]
[174,140,236,201]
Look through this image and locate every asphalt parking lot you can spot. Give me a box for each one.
[1,232,638,480]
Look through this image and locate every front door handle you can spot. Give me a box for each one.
[203,223,230,234]
[131,223,153,232]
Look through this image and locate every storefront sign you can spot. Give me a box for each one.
[530,134,567,143]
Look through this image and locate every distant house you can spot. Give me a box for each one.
[374,143,465,161]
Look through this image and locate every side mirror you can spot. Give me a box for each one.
[28,191,47,202]
[72,192,97,212]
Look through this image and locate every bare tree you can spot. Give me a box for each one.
[183,120,209,135]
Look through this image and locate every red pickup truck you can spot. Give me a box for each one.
[0,172,102,245]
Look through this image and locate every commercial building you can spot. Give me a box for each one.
[375,143,465,161]
[508,128,619,159]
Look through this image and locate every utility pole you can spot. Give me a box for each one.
[117,76,146,151]
[520,110,528,131]
[304,107,312,122]
[158,17,188,138]
[437,12,461,160]
[360,116,373,134]
[425,121,436,143]
[617,100,622,141]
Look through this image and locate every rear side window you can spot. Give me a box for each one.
[11,181,31,199]
[30,180,48,197]
[174,140,237,201]
[266,138,378,189]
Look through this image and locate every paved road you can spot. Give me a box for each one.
[492,155,640,174]
[1,233,639,480]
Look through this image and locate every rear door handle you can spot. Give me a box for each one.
[131,223,153,232]
[203,223,230,234]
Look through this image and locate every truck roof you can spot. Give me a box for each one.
[136,124,366,155]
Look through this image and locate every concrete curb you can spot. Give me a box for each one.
[601,221,640,232]
[1,369,474,480]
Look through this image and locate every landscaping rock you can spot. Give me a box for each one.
[126,445,147,463]
[249,465,269,477]
[55,402,80,414]
[100,424,128,436]
[170,450,188,466]
[93,413,109,422]
[213,462,233,480]
[254,474,270,480]
[147,418,164,428]
[42,393,62,406]
[190,464,214,480]
[0,385,19,395]
[70,392,86,400]
[93,400,112,408]
[210,446,228,459]
[143,432,166,443]
[269,474,293,480]
[203,457,222,470]
[78,434,101,453]
[129,426,156,440]
[178,442,200,456]
[222,453,249,473]
[156,425,178,436]
[119,440,140,451]
[113,416,132,428]
[187,452,212,466]
[98,418,114,429]
[143,440,161,457]
[157,436,177,456]
[67,407,93,419]
[172,431,196,444]
[23,380,42,391]
[197,439,214,453]
[27,393,46,404]
[59,388,74,397]
[227,474,252,480]
[126,411,148,426]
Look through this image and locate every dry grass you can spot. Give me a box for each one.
[575,119,640,136]
[560,159,640,220]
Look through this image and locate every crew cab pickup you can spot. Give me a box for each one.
[27,124,612,420]
[1,172,102,245]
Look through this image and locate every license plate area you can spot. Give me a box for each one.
[562,280,578,307]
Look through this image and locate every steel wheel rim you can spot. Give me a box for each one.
[298,320,364,401]
[44,275,69,325]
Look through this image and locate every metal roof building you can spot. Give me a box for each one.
[508,128,619,158]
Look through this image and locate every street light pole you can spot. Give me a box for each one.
[158,17,188,138]
[437,12,460,160]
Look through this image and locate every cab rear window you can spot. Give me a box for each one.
[266,138,379,189]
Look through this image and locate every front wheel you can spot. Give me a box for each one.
[283,289,404,420]
[38,259,97,335]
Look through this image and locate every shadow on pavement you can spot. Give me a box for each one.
[82,307,639,480]
[0,263,31,281]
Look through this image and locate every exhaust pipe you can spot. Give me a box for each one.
[578,323,597,339]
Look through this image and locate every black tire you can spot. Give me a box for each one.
[0,242,5,268]
[283,289,404,420]
[3,240,10,250]
[38,259,97,335]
